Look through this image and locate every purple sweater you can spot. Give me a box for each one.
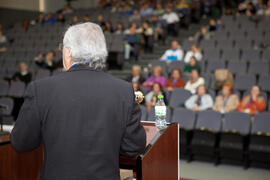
[143,76,166,91]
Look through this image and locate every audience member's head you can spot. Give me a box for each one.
[156,3,163,10]
[166,7,172,13]
[132,82,141,92]
[250,85,261,98]
[142,21,150,29]
[72,16,79,24]
[19,62,28,73]
[97,14,104,22]
[133,9,140,15]
[153,82,162,94]
[83,15,91,22]
[153,66,163,78]
[132,65,141,77]
[197,84,207,97]
[57,13,65,22]
[46,51,55,62]
[190,69,199,80]
[189,56,197,66]
[171,67,182,80]
[117,23,124,31]
[171,40,179,50]
[191,44,199,53]
[222,84,233,97]
[200,26,207,34]
[129,27,136,35]
[105,21,113,32]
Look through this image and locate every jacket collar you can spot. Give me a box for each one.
[67,63,102,72]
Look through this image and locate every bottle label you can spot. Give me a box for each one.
[155,106,166,116]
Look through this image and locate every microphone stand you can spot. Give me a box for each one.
[0,104,9,135]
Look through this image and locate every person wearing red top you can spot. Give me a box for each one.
[165,67,185,91]
[237,85,266,114]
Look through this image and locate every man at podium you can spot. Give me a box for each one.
[10,23,146,180]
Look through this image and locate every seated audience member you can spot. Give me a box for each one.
[184,69,205,94]
[124,28,139,60]
[176,0,189,14]
[72,15,80,25]
[104,21,114,33]
[190,25,211,42]
[150,15,165,42]
[185,84,213,111]
[213,84,239,113]
[35,51,58,71]
[160,41,184,63]
[208,18,218,32]
[162,7,179,36]
[44,14,56,24]
[153,3,165,16]
[237,85,266,114]
[83,15,91,22]
[137,21,154,52]
[12,62,32,85]
[184,56,201,74]
[165,68,185,91]
[143,66,166,91]
[62,4,73,14]
[126,65,145,84]
[114,23,124,34]
[184,44,203,63]
[97,14,106,29]
[145,82,167,112]
[0,30,7,44]
[57,13,66,23]
[129,9,141,22]
[140,3,153,17]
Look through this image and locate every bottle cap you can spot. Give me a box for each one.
[157,94,164,99]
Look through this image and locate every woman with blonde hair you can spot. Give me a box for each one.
[142,66,166,91]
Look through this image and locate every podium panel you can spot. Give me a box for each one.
[0,122,179,180]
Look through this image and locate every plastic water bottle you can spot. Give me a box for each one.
[155,95,167,128]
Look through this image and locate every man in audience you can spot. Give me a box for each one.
[150,15,165,42]
[97,14,106,28]
[190,25,211,42]
[72,15,80,25]
[153,3,165,16]
[184,69,205,94]
[208,18,218,32]
[143,66,166,91]
[184,44,203,63]
[165,67,185,91]
[126,65,145,84]
[213,84,239,113]
[160,40,184,63]
[129,9,141,22]
[35,51,58,72]
[162,7,180,36]
[124,28,139,60]
[140,3,153,17]
[44,14,56,24]
[237,85,266,114]
[185,84,213,111]
[184,56,201,74]
[12,62,32,85]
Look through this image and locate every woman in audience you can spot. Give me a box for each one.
[137,21,154,53]
[165,68,185,91]
[185,84,213,111]
[145,82,167,112]
[184,69,205,94]
[104,21,114,33]
[143,66,166,91]
[183,56,201,74]
[184,44,203,63]
[213,84,239,113]
[237,85,266,114]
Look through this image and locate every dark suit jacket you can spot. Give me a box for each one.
[11,64,146,180]
[126,74,146,84]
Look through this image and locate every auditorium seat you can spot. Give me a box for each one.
[8,82,25,98]
[234,74,256,91]
[227,60,247,75]
[167,61,185,73]
[203,49,220,61]
[218,112,250,166]
[0,97,14,116]
[258,75,270,92]
[248,62,269,75]
[35,69,51,80]
[147,106,171,122]
[171,108,196,159]
[249,112,270,168]
[190,110,222,162]
[206,60,226,73]
[241,50,261,62]
[169,89,191,108]
[234,39,253,50]
[221,49,240,61]
[0,81,9,97]
[216,40,234,50]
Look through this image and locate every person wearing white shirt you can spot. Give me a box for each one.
[162,8,179,36]
[184,44,203,63]
[185,69,205,94]
[160,41,184,63]
[185,84,213,111]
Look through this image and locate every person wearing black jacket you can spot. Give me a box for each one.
[126,65,145,84]
[12,62,32,85]
[11,22,146,180]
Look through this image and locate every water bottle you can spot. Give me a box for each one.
[155,94,167,128]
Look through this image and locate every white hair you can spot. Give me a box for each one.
[63,22,107,69]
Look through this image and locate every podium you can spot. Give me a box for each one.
[0,122,179,180]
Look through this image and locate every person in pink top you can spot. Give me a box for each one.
[143,66,166,91]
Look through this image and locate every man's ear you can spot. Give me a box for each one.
[63,48,73,70]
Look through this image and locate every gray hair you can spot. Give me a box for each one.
[63,22,107,69]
